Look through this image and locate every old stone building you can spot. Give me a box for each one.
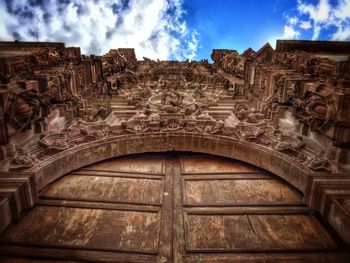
[0,40,349,262]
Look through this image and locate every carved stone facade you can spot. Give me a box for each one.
[0,40,350,249]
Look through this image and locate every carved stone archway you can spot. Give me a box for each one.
[1,134,350,250]
[1,151,348,262]
[33,133,311,193]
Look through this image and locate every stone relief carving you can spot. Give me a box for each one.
[80,124,111,139]
[38,132,73,152]
[307,156,331,172]
[233,104,265,123]
[0,41,349,176]
[1,41,350,251]
[5,88,44,131]
[81,105,111,122]
[293,87,336,132]
[10,148,38,171]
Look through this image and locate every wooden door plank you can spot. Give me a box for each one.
[182,174,274,180]
[70,170,164,178]
[0,245,157,262]
[38,199,161,212]
[248,214,337,250]
[184,213,337,252]
[181,155,259,174]
[0,206,161,254]
[157,157,174,262]
[0,257,77,262]
[183,252,350,263]
[183,178,302,206]
[40,175,164,206]
[83,155,164,174]
[172,155,186,263]
[183,206,309,215]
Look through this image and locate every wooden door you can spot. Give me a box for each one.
[0,153,348,262]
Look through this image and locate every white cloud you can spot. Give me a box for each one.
[297,0,331,39]
[0,7,12,40]
[299,20,312,29]
[288,17,299,25]
[0,0,199,60]
[283,25,301,39]
[332,26,350,40]
[297,0,331,23]
[282,16,301,39]
[289,0,350,41]
[333,0,350,19]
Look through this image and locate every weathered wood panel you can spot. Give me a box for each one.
[181,155,259,174]
[0,257,76,263]
[84,155,164,174]
[184,214,336,251]
[184,206,309,215]
[71,170,163,178]
[184,178,302,205]
[40,175,163,205]
[38,199,161,212]
[0,245,157,263]
[0,153,348,262]
[0,206,161,253]
[183,252,350,263]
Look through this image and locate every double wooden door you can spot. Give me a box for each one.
[0,153,348,262]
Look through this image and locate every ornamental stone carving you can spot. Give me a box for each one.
[0,40,350,247]
[38,132,73,152]
[9,148,38,171]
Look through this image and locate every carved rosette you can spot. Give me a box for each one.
[304,94,335,130]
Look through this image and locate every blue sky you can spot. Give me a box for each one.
[185,0,350,59]
[184,0,293,59]
[0,0,349,60]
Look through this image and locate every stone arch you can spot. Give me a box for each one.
[33,132,311,197]
[1,132,348,248]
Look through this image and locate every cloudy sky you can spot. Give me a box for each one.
[0,0,349,60]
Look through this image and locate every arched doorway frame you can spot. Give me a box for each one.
[34,132,311,196]
[1,132,348,245]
